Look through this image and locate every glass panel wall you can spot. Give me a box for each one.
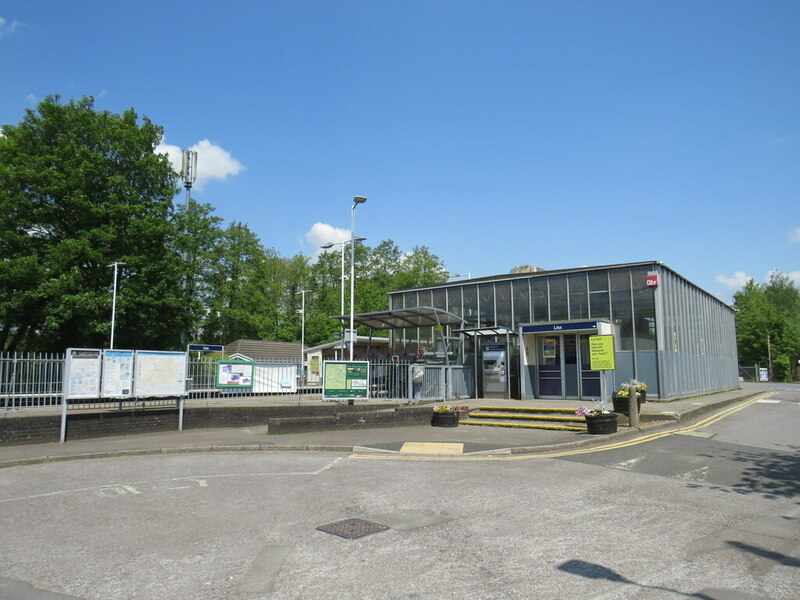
[479,283,495,327]
[432,288,447,310]
[610,269,634,350]
[549,275,568,321]
[417,290,432,307]
[568,273,588,320]
[495,281,512,326]
[630,266,657,351]
[532,278,548,322]
[447,287,462,317]
[513,280,530,326]
[404,291,418,308]
[589,270,610,319]
[462,285,478,326]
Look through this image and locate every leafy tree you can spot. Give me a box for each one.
[0,95,184,351]
[733,271,800,381]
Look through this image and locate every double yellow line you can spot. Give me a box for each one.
[349,393,772,462]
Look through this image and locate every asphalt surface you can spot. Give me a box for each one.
[0,388,767,467]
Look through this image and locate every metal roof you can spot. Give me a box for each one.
[332,306,465,330]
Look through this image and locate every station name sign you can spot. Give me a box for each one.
[188,344,224,352]
[521,322,599,334]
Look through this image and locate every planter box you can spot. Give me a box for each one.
[585,413,618,434]
[431,412,460,427]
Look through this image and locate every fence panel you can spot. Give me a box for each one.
[1,352,64,408]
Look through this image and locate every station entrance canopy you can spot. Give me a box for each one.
[333,306,466,331]
[333,307,466,365]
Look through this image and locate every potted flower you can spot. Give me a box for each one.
[431,404,462,427]
[575,406,618,434]
[612,379,645,415]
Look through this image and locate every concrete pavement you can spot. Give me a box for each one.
[0,388,767,468]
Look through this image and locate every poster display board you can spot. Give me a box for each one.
[252,363,296,393]
[64,348,102,399]
[322,361,369,401]
[133,351,187,397]
[101,349,134,398]
[216,360,255,388]
[588,335,616,371]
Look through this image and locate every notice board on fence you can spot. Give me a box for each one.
[322,360,369,401]
[64,348,102,399]
[133,351,187,397]
[216,360,254,388]
[101,349,134,398]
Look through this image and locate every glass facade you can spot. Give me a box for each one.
[387,262,739,400]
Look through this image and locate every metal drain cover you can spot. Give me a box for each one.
[317,518,389,539]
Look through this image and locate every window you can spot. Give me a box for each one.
[462,285,478,326]
[479,283,495,326]
[568,273,588,320]
[532,278,548,322]
[589,270,610,319]
[631,266,657,351]
[513,280,530,325]
[610,269,633,350]
[495,281,512,326]
[549,275,568,321]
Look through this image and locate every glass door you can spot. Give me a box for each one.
[579,334,601,398]
[564,334,579,398]
[537,336,562,397]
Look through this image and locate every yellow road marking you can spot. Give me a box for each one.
[349,393,772,462]
[400,442,464,455]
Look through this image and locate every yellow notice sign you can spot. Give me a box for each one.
[589,335,616,371]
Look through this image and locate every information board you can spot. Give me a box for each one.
[133,351,187,397]
[588,335,616,371]
[64,348,102,399]
[101,349,134,398]
[216,361,255,388]
[323,361,369,401]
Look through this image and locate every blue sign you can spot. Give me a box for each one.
[521,322,599,334]
[188,344,224,352]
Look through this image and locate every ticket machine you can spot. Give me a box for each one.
[482,343,508,399]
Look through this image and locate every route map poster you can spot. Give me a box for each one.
[322,361,369,401]
[133,351,187,397]
[101,349,134,398]
[64,348,102,399]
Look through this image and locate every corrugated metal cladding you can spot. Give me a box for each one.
[387,261,739,400]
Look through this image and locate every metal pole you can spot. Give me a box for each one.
[109,262,125,349]
[349,196,367,360]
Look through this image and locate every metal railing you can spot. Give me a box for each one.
[0,352,474,411]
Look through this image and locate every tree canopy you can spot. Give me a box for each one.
[0,96,449,352]
[733,271,800,381]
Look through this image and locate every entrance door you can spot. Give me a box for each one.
[564,334,579,398]
[579,334,601,398]
[537,336,561,397]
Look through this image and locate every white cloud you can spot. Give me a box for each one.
[304,223,351,260]
[25,93,38,104]
[715,271,752,290]
[788,227,800,244]
[0,17,20,40]
[155,138,244,191]
[788,271,800,285]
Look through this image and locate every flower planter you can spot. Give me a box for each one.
[431,412,460,427]
[612,394,642,416]
[585,413,618,434]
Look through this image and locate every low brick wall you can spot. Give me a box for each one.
[0,403,430,446]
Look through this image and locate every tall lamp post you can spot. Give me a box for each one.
[296,289,311,386]
[349,196,367,360]
[108,261,126,349]
[321,237,366,358]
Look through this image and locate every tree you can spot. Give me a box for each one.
[0,95,184,351]
[733,271,800,381]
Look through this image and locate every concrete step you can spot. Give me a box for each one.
[460,406,587,432]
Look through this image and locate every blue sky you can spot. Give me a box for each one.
[2,1,798,302]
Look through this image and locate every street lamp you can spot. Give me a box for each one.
[349,196,367,360]
[321,237,367,352]
[108,261,126,349]
[296,289,311,386]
